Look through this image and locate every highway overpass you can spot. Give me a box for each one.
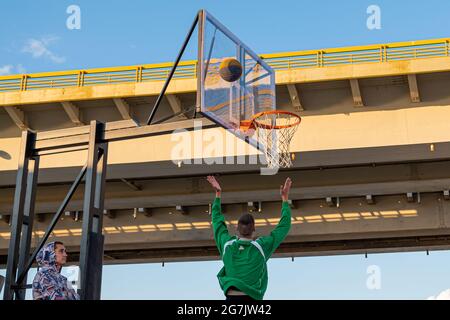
[1,37,450,266]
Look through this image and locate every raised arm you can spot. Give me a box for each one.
[257,177,293,259]
[207,175,232,256]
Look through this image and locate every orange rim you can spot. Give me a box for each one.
[240,110,301,131]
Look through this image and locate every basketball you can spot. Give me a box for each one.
[219,58,242,82]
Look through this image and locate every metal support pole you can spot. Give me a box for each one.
[16,156,39,299]
[3,130,36,300]
[78,121,108,300]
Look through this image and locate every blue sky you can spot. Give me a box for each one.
[1,0,450,74]
[1,0,450,299]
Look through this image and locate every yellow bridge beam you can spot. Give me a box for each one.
[0,37,449,106]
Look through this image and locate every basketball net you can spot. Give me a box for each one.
[242,111,301,169]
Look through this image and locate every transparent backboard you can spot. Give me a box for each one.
[197,10,276,151]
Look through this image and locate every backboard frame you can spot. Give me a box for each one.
[196,9,276,152]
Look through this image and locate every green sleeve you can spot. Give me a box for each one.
[257,201,292,259]
[211,197,233,256]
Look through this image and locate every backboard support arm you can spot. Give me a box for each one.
[146,12,200,125]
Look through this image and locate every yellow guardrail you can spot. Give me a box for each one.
[0,38,448,93]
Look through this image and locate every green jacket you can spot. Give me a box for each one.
[211,197,292,300]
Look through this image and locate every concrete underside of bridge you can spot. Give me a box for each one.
[1,160,450,267]
[1,55,450,267]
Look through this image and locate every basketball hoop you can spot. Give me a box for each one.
[240,110,301,168]
[198,11,298,169]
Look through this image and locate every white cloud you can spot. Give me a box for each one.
[22,36,65,64]
[0,65,14,75]
[0,64,27,75]
[427,288,450,300]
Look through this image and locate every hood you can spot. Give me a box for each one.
[36,242,58,270]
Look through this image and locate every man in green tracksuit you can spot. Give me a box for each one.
[206,175,292,300]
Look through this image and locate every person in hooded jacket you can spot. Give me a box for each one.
[32,241,79,300]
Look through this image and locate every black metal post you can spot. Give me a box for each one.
[3,130,36,300]
[146,12,199,125]
[16,156,39,299]
[78,120,108,300]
